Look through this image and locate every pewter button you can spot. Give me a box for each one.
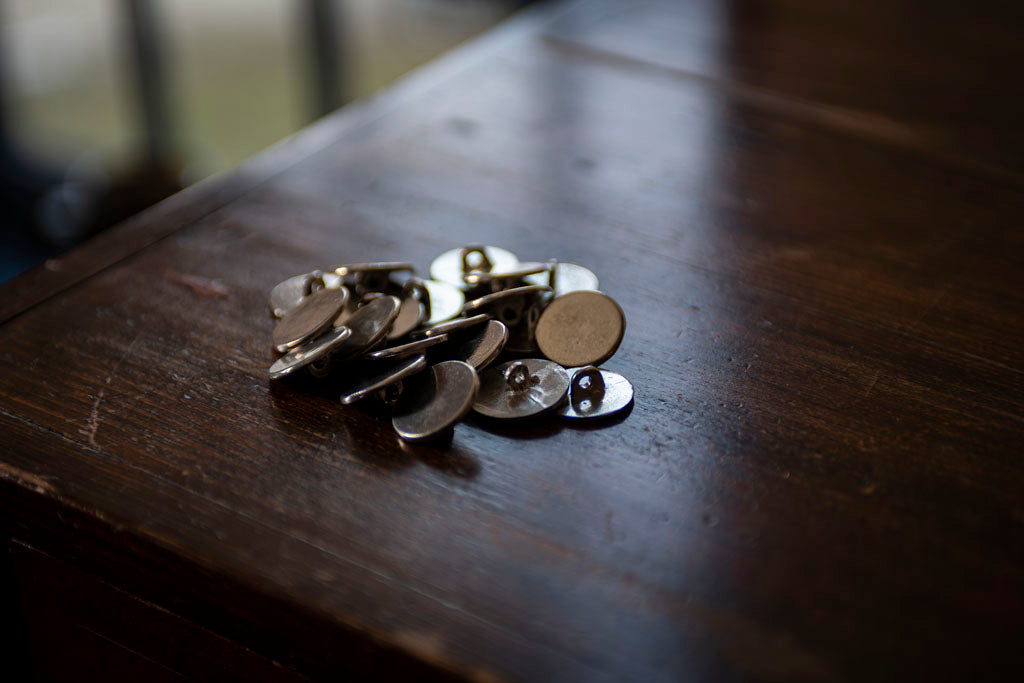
[561,366,634,419]
[473,358,569,419]
[392,361,479,440]
[272,287,348,352]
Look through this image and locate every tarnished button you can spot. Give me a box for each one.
[411,313,491,340]
[388,296,425,341]
[269,271,345,319]
[535,290,625,367]
[473,358,569,419]
[430,246,518,290]
[444,320,508,370]
[334,262,414,295]
[561,366,633,419]
[269,326,352,380]
[463,284,550,354]
[421,279,464,325]
[525,261,599,297]
[272,287,348,352]
[339,354,427,404]
[392,360,479,440]
[330,294,402,359]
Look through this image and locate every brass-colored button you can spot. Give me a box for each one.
[535,290,625,367]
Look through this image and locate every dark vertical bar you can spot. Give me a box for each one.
[122,0,173,163]
[302,0,345,119]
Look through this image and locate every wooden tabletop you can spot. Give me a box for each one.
[3,1,1023,680]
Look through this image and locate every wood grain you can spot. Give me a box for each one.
[2,1,1023,680]
[546,0,1024,183]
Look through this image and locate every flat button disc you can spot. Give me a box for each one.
[561,367,634,419]
[388,297,425,340]
[536,290,625,367]
[430,246,518,290]
[339,354,427,404]
[269,271,344,318]
[422,279,464,324]
[473,359,569,419]
[525,262,599,297]
[331,295,402,359]
[447,320,508,369]
[464,285,550,355]
[272,287,348,352]
[334,262,414,295]
[269,326,352,380]
[393,360,479,440]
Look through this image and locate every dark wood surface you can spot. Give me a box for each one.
[3,1,1023,680]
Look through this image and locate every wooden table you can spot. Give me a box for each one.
[3,1,1023,680]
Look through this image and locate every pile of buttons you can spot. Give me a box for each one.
[267,246,634,441]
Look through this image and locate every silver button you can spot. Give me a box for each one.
[445,320,508,370]
[421,279,465,325]
[332,295,402,359]
[334,262,414,296]
[392,361,479,440]
[272,287,348,352]
[525,261,599,297]
[268,271,344,318]
[473,359,569,419]
[339,354,427,404]
[561,366,634,419]
[429,246,518,290]
[269,326,352,380]
[388,296,426,341]
[463,285,550,354]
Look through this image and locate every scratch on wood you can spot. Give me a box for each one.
[906,284,951,335]
[162,268,230,298]
[0,462,56,496]
[863,371,882,399]
[81,333,142,449]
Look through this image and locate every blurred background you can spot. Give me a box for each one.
[0,0,528,281]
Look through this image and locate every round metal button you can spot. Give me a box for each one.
[388,297,426,340]
[329,294,401,360]
[422,279,465,325]
[525,262,599,297]
[334,262,413,295]
[463,285,550,354]
[268,271,344,318]
[446,320,508,370]
[392,360,479,441]
[473,359,569,419]
[269,326,352,380]
[430,246,518,290]
[339,354,427,404]
[272,287,348,352]
[269,271,344,319]
[535,290,625,367]
[561,366,634,419]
